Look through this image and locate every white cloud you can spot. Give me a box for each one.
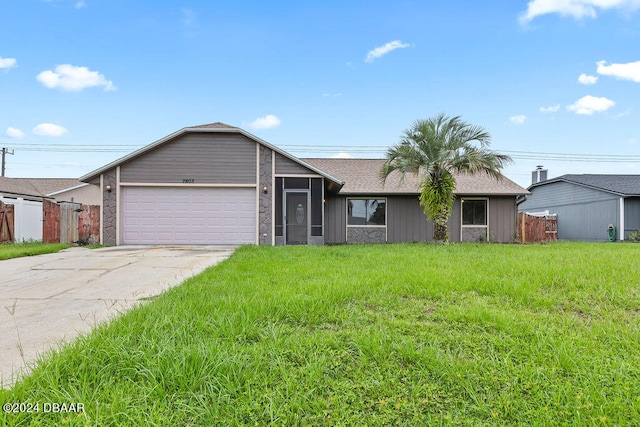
[596,60,640,83]
[519,0,640,24]
[37,64,116,91]
[331,151,353,159]
[540,104,561,112]
[322,92,342,97]
[182,8,196,27]
[33,123,68,136]
[42,0,86,8]
[567,95,615,114]
[6,127,24,138]
[249,115,281,129]
[614,109,632,118]
[578,73,598,84]
[510,115,527,124]
[365,40,411,63]
[0,57,17,69]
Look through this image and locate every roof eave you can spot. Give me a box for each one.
[335,191,529,196]
[528,177,626,196]
[46,182,90,197]
[0,191,47,200]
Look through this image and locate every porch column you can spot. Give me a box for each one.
[620,197,625,241]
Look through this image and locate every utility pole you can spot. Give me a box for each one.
[1,147,14,177]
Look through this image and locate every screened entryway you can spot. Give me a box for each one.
[275,177,324,245]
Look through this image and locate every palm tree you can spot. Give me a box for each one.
[380,113,512,243]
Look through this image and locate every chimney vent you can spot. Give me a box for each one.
[532,165,548,184]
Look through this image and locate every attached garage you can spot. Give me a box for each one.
[79,122,343,246]
[120,187,256,245]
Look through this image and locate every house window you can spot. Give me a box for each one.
[462,199,487,226]
[347,199,386,226]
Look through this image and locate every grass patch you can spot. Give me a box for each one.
[0,242,70,260]
[2,242,639,425]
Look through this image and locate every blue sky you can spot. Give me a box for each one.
[1,0,640,188]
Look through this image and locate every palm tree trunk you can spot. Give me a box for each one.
[433,215,449,243]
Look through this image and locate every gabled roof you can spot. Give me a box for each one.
[529,174,640,196]
[0,177,82,198]
[303,158,528,196]
[79,123,344,188]
[189,122,238,129]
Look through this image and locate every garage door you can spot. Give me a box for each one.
[121,187,256,245]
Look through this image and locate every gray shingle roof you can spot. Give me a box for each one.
[0,178,81,198]
[188,122,237,129]
[303,158,528,196]
[531,174,640,196]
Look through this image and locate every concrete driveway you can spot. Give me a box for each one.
[0,245,235,388]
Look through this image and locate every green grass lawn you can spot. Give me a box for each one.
[1,242,639,425]
[0,242,70,260]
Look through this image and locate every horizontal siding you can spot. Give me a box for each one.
[275,152,315,175]
[120,133,257,184]
[520,181,618,212]
[555,199,618,241]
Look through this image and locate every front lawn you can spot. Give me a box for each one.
[1,242,639,425]
[0,242,70,260]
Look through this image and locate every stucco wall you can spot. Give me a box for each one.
[52,184,101,205]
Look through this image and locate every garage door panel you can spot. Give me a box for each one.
[121,187,256,245]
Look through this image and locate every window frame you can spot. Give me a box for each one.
[460,197,489,241]
[346,197,387,227]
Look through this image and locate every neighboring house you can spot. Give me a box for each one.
[79,122,529,246]
[0,177,99,241]
[519,174,640,241]
[45,182,101,205]
[0,177,45,241]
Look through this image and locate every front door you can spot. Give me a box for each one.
[285,191,309,245]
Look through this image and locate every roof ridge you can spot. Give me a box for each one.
[188,122,237,129]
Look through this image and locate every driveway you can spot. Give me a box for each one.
[0,245,235,388]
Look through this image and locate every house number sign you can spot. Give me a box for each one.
[182,179,195,183]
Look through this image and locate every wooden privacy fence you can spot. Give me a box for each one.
[518,212,557,243]
[43,200,100,244]
[0,200,15,243]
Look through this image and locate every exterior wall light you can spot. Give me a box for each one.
[105,185,112,192]
[263,185,268,194]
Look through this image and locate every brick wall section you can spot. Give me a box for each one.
[259,146,273,245]
[102,170,117,245]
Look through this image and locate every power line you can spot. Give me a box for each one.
[3,143,640,163]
